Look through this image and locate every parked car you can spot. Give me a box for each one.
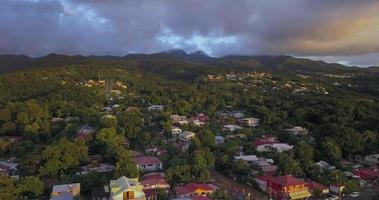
[350,192,359,198]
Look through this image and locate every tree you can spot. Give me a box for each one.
[321,138,342,163]
[176,100,192,115]
[338,128,364,158]
[100,114,118,128]
[114,147,139,178]
[0,175,20,199]
[19,176,44,199]
[200,130,216,148]
[166,164,193,185]
[39,137,88,176]
[191,148,215,182]
[118,110,143,139]
[277,153,303,176]
[295,142,314,172]
[72,172,108,195]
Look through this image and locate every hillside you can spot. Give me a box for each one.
[0,50,371,76]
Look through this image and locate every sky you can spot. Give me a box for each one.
[0,0,379,67]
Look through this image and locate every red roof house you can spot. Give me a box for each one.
[255,175,311,200]
[308,181,329,194]
[134,156,162,173]
[140,172,170,190]
[175,183,216,198]
[354,168,379,180]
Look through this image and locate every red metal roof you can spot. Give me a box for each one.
[355,168,379,180]
[141,173,165,181]
[140,178,169,188]
[175,183,215,196]
[253,140,279,147]
[271,175,306,187]
[134,156,161,165]
[308,181,328,191]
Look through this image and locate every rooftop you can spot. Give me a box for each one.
[134,156,161,166]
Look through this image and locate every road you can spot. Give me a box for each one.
[342,187,377,200]
[211,170,266,200]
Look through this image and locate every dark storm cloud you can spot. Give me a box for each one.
[0,0,378,66]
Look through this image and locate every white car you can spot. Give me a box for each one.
[350,192,359,198]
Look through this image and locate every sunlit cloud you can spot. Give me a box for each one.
[0,0,379,66]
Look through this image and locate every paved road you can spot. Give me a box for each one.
[342,188,376,200]
[211,170,266,200]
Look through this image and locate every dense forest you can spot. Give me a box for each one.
[1,51,379,199]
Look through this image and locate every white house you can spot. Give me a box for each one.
[171,126,182,135]
[255,143,293,153]
[222,124,243,132]
[234,155,259,163]
[191,119,205,127]
[315,161,336,170]
[170,115,189,125]
[178,131,196,141]
[77,163,115,175]
[230,111,245,118]
[365,154,379,164]
[239,117,260,127]
[134,156,162,173]
[284,126,308,136]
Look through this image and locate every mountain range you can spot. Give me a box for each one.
[0,49,378,75]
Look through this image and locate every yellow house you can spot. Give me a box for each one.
[110,176,146,200]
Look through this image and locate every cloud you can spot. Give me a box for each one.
[0,0,378,66]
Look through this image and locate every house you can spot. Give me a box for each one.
[254,141,293,153]
[354,168,379,180]
[170,115,189,125]
[193,113,208,122]
[315,161,336,171]
[172,127,183,135]
[174,183,216,198]
[191,119,205,127]
[77,163,115,175]
[230,111,245,118]
[260,165,278,176]
[140,172,170,190]
[110,176,146,200]
[92,185,110,200]
[179,131,196,141]
[239,117,259,127]
[222,124,242,132]
[134,156,162,173]
[51,183,81,200]
[234,155,259,163]
[284,126,308,136]
[77,124,96,140]
[308,181,329,194]
[0,136,22,143]
[145,146,166,156]
[365,154,379,164]
[215,136,224,144]
[329,184,345,194]
[0,159,18,176]
[255,175,311,200]
[102,106,113,113]
[147,105,164,112]
[266,143,293,153]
